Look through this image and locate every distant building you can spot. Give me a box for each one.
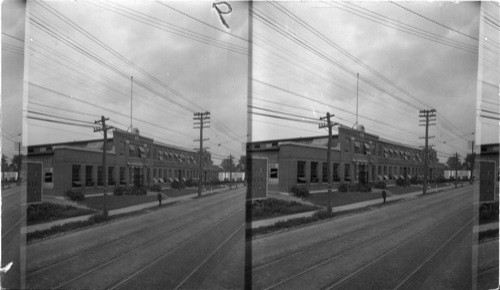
[444,170,471,180]
[219,171,245,182]
[247,125,425,193]
[477,143,499,202]
[27,129,219,197]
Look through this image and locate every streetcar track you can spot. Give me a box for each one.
[393,218,474,289]
[26,190,243,278]
[2,215,25,240]
[260,203,471,290]
[106,205,245,290]
[176,223,245,289]
[253,188,470,273]
[322,205,473,290]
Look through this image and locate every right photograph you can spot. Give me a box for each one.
[247,2,498,289]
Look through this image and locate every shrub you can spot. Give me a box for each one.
[410,176,419,185]
[396,177,405,186]
[373,181,387,189]
[436,175,446,184]
[338,183,349,192]
[66,189,85,201]
[127,186,147,195]
[149,184,162,192]
[88,213,109,223]
[171,180,185,189]
[185,178,197,187]
[290,185,309,197]
[313,210,334,220]
[114,186,125,196]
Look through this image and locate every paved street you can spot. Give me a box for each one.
[26,187,245,289]
[1,184,24,289]
[251,185,478,289]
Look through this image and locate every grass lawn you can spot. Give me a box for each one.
[250,198,318,221]
[27,202,95,226]
[388,186,422,195]
[305,191,385,207]
[81,195,158,211]
[162,187,200,198]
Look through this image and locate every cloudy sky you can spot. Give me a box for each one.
[2,1,498,165]
[19,1,248,165]
[249,1,488,162]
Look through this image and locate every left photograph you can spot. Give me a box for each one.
[19,1,248,289]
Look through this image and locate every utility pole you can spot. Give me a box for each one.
[229,154,233,190]
[419,109,436,195]
[94,116,114,217]
[455,152,458,188]
[17,140,21,182]
[194,111,210,197]
[319,112,338,214]
[468,139,475,181]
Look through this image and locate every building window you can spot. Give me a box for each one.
[72,165,81,187]
[297,161,306,183]
[119,142,125,156]
[44,171,53,183]
[108,166,115,185]
[345,164,351,181]
[333,163,339,182]
[270,168,278,179]
[322,162,328,182]
[311,162,318,183]
[86,165,93,187]
[153,168,157,178]
[97,166,103,186]
[120,167,126,185]
[345,138,350,152]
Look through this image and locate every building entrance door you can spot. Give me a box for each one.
[133,167,142,187]
[359,164,367,184]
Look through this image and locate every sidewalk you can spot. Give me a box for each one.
[25,186,230,234]
[251,184,456,228]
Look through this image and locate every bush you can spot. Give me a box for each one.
[290,185,309,197]
[114,186,125,196]
[338,183,349,192]
[185,178,198,187]
[396,177,405,186]
[149,184,162,192]
[127,186,147,195]
[66,189,85,201]
[437,175,446,184]
[171,180,185,189]
[373,181,387,189]
[410,176,419,185]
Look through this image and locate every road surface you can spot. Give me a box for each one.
[251,185,481,289]
[26,186,245,289]
[1,184,24,289]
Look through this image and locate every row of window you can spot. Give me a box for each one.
[118,141,197,164]
[295,161,423,184]
[343,138,422,161]
[71,164,209,188]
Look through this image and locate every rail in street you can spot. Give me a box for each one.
[251,186,476,289]
[26,187,245,289]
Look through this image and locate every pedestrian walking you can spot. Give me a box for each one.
[157,193,162,206]
[382,190,387,204]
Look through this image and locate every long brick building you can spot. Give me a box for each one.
[27,129,220,197]
[247,125,425,192]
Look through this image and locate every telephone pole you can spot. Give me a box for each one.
[194,111,210,197]
[319,112,338,214]
[419,109,436,195]
[94,115,114,217]
[455,152,458,188]
[229,154,233,190]
[468,139,475,181]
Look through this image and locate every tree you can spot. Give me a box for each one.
[9,154,23,172]
[428,148,439,165]
[195,149,213,166]
[2,154,10,172]
[463,153,475,170]
[446,154,462,170]
[236,155,246,171]
[220,157,236,172]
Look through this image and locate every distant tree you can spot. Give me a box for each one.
[462,153,475,170]
[194,149,213,166]
[2,154,10,172]
[428,148,439,165]
[220,157,236,172]
[236,155,246,171]
[9,154,23,172]
[446,154,462,170]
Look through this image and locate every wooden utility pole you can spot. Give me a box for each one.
[319,112,338,214]
[419,109,436,195]
[194,112,210,197]
[94,116,113,217]
[455,152,458,188]
[229,154,233,190]
[468,139,475,181]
